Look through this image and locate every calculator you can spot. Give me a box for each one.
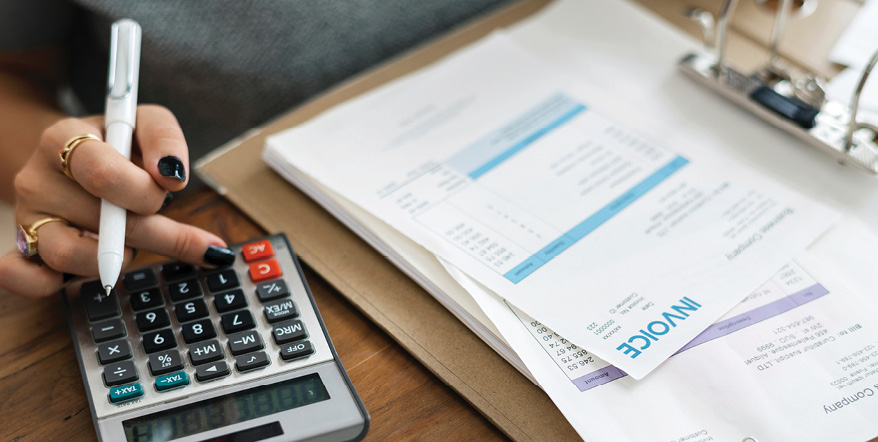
[63,234,369,442]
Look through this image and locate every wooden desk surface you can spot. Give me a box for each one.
[0,189,507,441]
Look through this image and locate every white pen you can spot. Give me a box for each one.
[99,19,141,295]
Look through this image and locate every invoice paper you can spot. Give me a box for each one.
[455,218,878,441]
[265,35,838,378]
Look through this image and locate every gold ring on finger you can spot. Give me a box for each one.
[16,216,70,259]
[59,134,101,180]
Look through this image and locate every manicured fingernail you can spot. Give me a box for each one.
[63,273,76,283]
[161,192,174,210]
[204,245,235,267]
[131,248,139,260]
[158,156,186,182]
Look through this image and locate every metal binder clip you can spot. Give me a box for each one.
[677,0,878,175]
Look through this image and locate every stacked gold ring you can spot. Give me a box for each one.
[59,134,101,180]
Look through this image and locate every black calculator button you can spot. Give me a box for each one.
[255,279,289,302]
[123,269,157,292]
[235,351,270,372]
[161,262,196,282]
[220,310,255,334]
[280,340,314,361]
[92,319,126,342]
[206,270,239,293]
[189,339,224,365]
[263,299,298,323]
[97,339,132,365]
[142,329,177,354]
[227,330,263,355]
[182,319,217,344]
[168,279,203,302]
[135,308,171,333]
[195,361,230,382]
[82,282,121,322]
[130,287,164,312]
[148,350,184,376]
[214,289,247,313]
[103,360,139,386]
[175,299,209,323]
[272,319,307,344]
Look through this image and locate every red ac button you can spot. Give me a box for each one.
[248,259,282,282]
[242,240,274,263]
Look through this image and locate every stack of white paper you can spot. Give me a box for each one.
[264,0,878,440]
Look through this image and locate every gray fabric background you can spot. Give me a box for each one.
[0,0,509,161]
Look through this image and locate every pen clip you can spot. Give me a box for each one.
[106,19,141,99]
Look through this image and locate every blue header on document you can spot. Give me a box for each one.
[447,94,586,179]
[444,93,689,284]
[503,156,688,283]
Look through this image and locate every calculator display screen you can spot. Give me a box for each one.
[122,373,330,442]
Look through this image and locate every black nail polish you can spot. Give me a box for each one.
[131,248,139,260]
[63,273,76,283]
[161,192,174,210]
[204,245,235,267]
[158,156,186,182]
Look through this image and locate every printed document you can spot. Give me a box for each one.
[265,35,837,378]
[454,219,878,442]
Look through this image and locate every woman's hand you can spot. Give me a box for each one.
[0,105,234,298]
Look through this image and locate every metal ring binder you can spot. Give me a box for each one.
[677,0,878,176]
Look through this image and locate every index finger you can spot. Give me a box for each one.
[135,105,190,191]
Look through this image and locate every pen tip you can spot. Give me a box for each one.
[105,285,113,296]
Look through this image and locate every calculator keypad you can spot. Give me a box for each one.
[69,235,331,413]
[161,262,196,282]
[142,329,176,354]
[130,287,164,311]
[148,350,184,376]
[272,319,308,344]
[235,351,270,371]
[263,298,297,323]
[248,259,282,282]
[280,341,314,361]
[195,360,230,382]
[207,270,239,293]
[220,310,255,334]
[214,289,247,312]
[242,239,273,262]
[103,360,139,386]
[175,299,209,323]
[256,280,289,302]
[92,318,126,342]
[181,318,217,343]
[135,308,170,332]
[188,340,224,365]
[168,279,203,302]
[123,269,157,292]
[227,330,264,355]
[82,283,121,322]
[97,339,132,364]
